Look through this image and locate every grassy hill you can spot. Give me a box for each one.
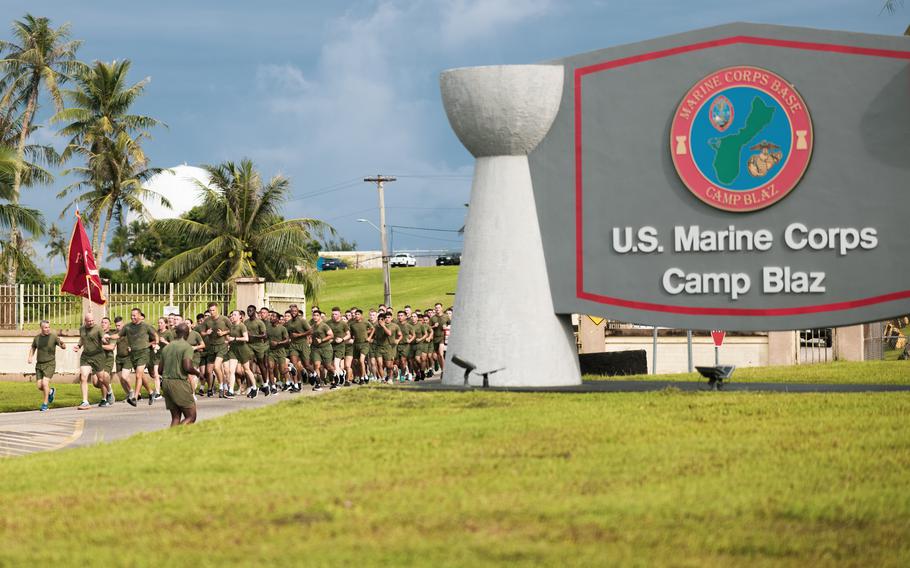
[311,266,459,312]
[1,386,908,565]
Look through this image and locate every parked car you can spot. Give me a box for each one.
[389,253,417,267]
[436,252,461,266]
[320,258,348,271]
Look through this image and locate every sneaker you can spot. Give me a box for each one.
[99,399,111,408]
[128,390,135,401]
[343,380,352,387]
[48,388,56,404]
[261,386,270,397]
[427,369,434,378]
[197,388,205,396]
[126,397,137,407]
[207,389,214,398]
[281,383,291,392]
[225,391,235,399]
[148,393,155,406]
[40,403,48,411]
[107,392,115,404]
[313,384,323,391]
[329,383,338,390]
[270,385,278,395]
[154,392,162,400]
[248,388,258,399]
[77,401,91,410]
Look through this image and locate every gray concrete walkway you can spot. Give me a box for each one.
[0,386,331,458]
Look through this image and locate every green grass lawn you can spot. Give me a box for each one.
[313,265,458,311]
[586,360,910,385]
[0,381,132,413]
[3,360,908,414]
[0,387,908,566]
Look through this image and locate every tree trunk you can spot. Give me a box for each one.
[98,206,114,270]
[7,80,40,284]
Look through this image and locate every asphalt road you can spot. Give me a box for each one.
[0,386,328,458]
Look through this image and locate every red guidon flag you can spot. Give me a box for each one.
[60,212,106,305]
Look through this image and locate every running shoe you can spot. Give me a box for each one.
[270,385,278,395]
[329,383,338,390]
[225,391,235,399]
[248,387,258,399]
[40,403,48,411]
[261,386,270,396]
[48,387,56,404]
[281,382,290,392]
[206,389,214,398]
[99,399,111,408]
[427,369,434,378]
[148,393,155,406]
[313,384,323,391]
[126,397,137,407]
[343,380,352,387]
[77,401,91,410]
[107,391,115,404]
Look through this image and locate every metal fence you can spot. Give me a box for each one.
[6,282,233,330]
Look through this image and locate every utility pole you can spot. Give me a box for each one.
[363,175,396,307]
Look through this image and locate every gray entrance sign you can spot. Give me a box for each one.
[529,23,910,331]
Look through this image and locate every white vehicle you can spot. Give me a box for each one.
[389,252,417,267]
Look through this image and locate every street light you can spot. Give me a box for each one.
[357,218,380,233]
[357,217,392,306]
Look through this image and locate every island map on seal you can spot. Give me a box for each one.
[708,97,775,185]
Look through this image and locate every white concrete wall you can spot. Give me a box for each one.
[0,333,82,377]
[603,336,769,374]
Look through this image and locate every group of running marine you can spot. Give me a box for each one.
[27,301,453,414]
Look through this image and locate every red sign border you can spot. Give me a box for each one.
[574,35,910,317]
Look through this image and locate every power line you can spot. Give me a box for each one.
[391,174,472,180]
[389,224,461,233]
[286,178,363,203]
[392,228,463,243]
[386,206,466,211]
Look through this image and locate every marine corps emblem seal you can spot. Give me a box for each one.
[670,66,812,212]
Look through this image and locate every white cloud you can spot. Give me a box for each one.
[440,0,553,46]
[245,0,560,249]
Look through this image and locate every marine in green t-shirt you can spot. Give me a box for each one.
[203,310,231,361]
[29,324,64,381]
[327,310,350,361]
[124,313,157,369]
[285,307,312,362]
[28,321,66,410]
[158,324,201,425]
[161,339,195,380]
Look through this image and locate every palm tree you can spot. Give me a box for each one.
[46,223,67,274]
[58,132,169,264]
[106,224,130,271]
[0,112,60,188]
[53,59,167,264]
[0,14,81,282]
[0,145,45,272]
[153,159,330,293]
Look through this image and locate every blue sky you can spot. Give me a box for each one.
[13,0,908,269]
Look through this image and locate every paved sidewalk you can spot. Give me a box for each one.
[0,387,329,458]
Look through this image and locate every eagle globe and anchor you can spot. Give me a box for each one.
[671,65,813,212]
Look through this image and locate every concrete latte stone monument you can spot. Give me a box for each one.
[440,23,910,387]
